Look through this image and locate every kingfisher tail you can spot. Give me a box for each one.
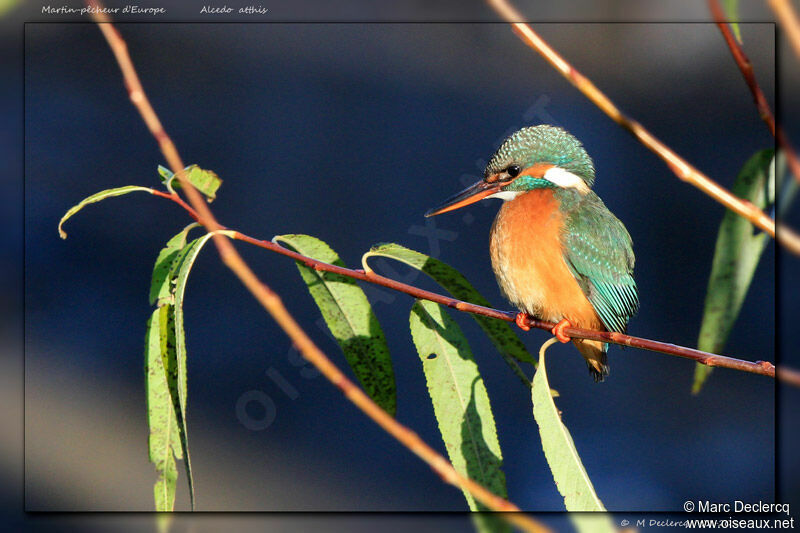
[572,338,609,382]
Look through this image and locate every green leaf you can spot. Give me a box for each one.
[721,0,742,44]
[532,338,608,515]
[146,229,233,511]
[58,186,154,239]
[693,149,774,394]
[145,307,182,512]
[170,165,222,202]
[274,234,396,416]
[170,230,234,509]
[149,224,200,306]
[409,300,508,532]
[363,243,534,384]
[158,165,174,182]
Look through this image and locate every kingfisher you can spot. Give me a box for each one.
[425,125,638,381]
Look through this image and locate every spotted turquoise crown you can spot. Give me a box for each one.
[484,125,596,187]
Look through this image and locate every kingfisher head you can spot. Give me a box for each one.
[425,125,595,217]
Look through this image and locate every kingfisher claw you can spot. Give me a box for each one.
[551,319,572,343]
[515,312,531,331]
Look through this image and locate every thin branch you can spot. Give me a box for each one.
[86,2,548,529]
[779,227,800,252]
[769,0,800,59]
[151,190,200,221]
[239,234,779,379]
[709,0,800,184]
[485,0,800,255]
[145,187,785,383]
[778,365,800,387]
[710,0,776,137]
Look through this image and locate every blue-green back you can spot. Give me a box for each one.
[560,190,639,333]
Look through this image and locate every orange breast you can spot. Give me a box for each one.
[489,189,602,330]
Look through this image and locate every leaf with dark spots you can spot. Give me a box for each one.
[275,234,396,416]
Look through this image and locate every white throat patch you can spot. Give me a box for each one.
[486,190,525,201]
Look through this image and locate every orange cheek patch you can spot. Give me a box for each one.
[518,163,555,179]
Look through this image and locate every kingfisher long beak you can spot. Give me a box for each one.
[424,179,501,217]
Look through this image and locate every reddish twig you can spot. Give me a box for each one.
[143,190,784,382]
[709,0,800,184]
[485,0,800,255]
[86,2,548,529]
[151,190,200,221]
[778,366,800,387]
[237,234,778,380]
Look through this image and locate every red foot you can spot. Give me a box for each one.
[515,312,531,331]
[551,319,573,343]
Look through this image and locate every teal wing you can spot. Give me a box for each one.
[563,192,639,334]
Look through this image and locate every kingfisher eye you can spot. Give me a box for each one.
[505,165,521,179]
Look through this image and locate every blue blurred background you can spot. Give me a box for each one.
[5,0,796,531]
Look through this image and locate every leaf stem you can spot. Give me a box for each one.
[151,190,201,222]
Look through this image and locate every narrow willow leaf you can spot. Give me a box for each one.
[145,308,181,512]
[721,0,742,44]
[58,186,153,239]
[274,234,396,416]
[409,300,508,532]
[149,224,200,306]
[363,243,534,386]
[169,164,222,202]
[532,338,608,514]
[693,150,774,394]
[170,229,234,509]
